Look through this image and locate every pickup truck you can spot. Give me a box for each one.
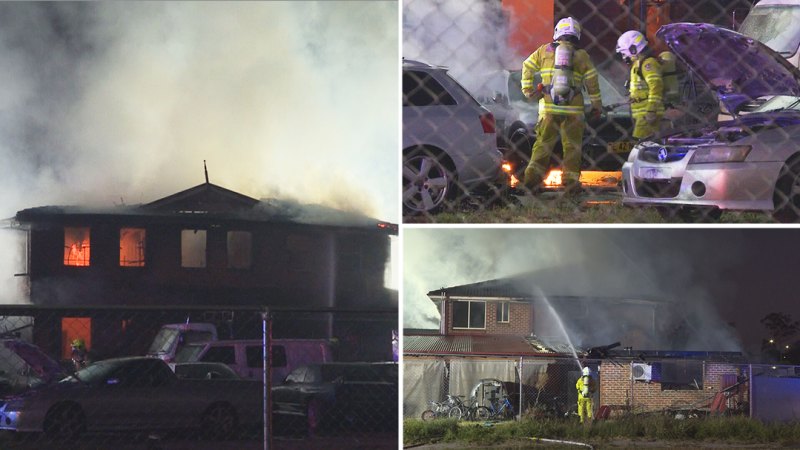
[0,356,262,440]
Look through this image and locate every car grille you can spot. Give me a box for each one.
[638,146,689,163]
[634,178,682,198]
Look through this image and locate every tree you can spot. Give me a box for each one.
[760,313,799,364]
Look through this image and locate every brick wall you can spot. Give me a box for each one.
[599,361,747,416]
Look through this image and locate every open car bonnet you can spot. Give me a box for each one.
[658,23,800,114]
[5,340,64,382]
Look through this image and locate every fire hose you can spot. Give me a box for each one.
[528,437,594,449]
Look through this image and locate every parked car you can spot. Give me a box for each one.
[402,59,504,215]
[0,356,261,439]
[0,339,65,396]
[146,322,218,363]
[271,362,398,435]
[172,361,240,380]
[174,338,332,385]
[621,23,800,221]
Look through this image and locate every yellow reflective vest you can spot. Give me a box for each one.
[629,55,664,119]
[521,42,602,116]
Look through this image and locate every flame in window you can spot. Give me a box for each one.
[64,227,90,266]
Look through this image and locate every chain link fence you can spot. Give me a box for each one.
[402,0,800,223]
[0,305,398,449]
[403,356,781,423]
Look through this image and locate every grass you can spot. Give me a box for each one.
[403,416,800,447]
[404,191,776,224]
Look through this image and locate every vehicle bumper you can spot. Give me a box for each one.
[621,158,782,211]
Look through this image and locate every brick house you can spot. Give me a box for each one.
[403,270,747,419]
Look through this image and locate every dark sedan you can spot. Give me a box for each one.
[271,362,398,435]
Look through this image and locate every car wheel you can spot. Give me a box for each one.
[421,409,436,421]
[201,403,238,440]
[43,403,85,440]
[403,148,454,215]
[773,159,800,222]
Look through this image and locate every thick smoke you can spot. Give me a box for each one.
[0,2,398,302]
[404,229,749,354]
[403,0,517,96]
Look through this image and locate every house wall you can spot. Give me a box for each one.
[445,301,532,336]
[26,220,389,309]
[599,361,747,415]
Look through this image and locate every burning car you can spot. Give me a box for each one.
[622,23,800,221]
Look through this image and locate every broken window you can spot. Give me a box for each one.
[64,227,90,266]
[656,360,704,391]
[497,302,510,323]
[119,228,146,267]
[452,300,486,329]
[227,231,252,269]
[181,229,207,268]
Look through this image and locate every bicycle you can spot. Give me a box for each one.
[421,394,465,421]
[481,395,515,420]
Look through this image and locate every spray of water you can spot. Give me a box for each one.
[534,287,582,371]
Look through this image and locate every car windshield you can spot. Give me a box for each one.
[739,6,800,55]
[63,360,120,385]
[147,328,179,355]
[752,95,800,112]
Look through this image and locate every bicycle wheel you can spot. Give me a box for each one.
[421,409,435,421]
[448,406,463,420]
[475,406,491,421]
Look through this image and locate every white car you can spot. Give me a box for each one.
[622,23,800,221]
[402,59,503,215]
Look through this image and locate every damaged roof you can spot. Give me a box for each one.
[14,182,395,232]
[427,264,664,305]
[403,333,563,357]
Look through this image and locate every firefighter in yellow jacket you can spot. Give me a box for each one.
[616,30,664,139]
[520,17,602,195]
[576,366,596,424]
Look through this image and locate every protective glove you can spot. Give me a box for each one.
[645,111,657,124]
[581,386,590,397]
[589,108,602,122]
[524,83,545,101]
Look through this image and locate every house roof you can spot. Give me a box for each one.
[427,265,665,305]
[13,182,396,233]
[403,334,564,357]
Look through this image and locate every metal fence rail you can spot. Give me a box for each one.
[0,305,398,449]
[402,0,798,223]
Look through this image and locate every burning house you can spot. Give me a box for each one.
[404,267,748,420]
[4,180,397,361]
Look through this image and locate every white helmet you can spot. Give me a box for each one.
[616,30,648,60]
[582,366,592,376]
[553,17,581,41]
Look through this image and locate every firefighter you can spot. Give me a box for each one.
[520,17,603,196]
[576,366,596,424]
[70,338,90,371]
[616,30,664,139]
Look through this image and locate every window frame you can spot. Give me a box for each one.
[452,300,487,330]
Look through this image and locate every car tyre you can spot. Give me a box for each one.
[403,147,455,215]
[43,403,85,441]
[773,160,800,222]
[201,402,238,440]
[421,409,436,421]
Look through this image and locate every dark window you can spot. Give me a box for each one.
[200,346,236,365]
[497,302,510,323]
[452,301,486,329]
[403,70,456,107]
[270,345,286,368]
[657,361,704,390]
[245,345,265,369]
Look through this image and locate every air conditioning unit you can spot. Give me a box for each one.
[632,363,652,382]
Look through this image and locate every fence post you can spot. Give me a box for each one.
[262,307,271,450]
[518,356,523,420]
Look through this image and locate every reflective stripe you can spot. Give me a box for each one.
[541,104,584,115]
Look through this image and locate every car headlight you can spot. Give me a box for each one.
[689,145,751,164]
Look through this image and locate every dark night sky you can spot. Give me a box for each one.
[404,228,800,359]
